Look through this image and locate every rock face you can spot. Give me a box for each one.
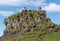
[1,7,59,41]
[3,7,57,35]
[0,37,2,41]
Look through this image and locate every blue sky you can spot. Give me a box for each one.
[0,0,60,37]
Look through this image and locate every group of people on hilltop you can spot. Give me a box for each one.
[21,7,46,16]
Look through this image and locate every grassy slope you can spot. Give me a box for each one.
[2,31,60,41]
[3,10,60,41]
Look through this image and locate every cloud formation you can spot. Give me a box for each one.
[43,3,60,12]
[0,0,60,17]
[0,0,45,6]
[0,11,14,16]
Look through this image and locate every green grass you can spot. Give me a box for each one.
[2,31,60,41]
[3,10,60,41]
[45,32,60,41]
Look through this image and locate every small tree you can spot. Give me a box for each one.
[4,18,8,26]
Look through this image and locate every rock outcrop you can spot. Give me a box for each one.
[4,7,58,35]
[0,7,60,41]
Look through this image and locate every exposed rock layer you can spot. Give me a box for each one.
[0,7,60,41]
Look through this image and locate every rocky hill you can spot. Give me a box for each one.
[0,7,60,41]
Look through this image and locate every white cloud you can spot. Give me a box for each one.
[43,3,60,12]
[0,0,26,6]
[0,11,14,16]
[0,0,45,6]
[27,0,46,6]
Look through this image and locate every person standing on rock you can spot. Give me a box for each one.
[37,7,46,17]
[38,7,42,10]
